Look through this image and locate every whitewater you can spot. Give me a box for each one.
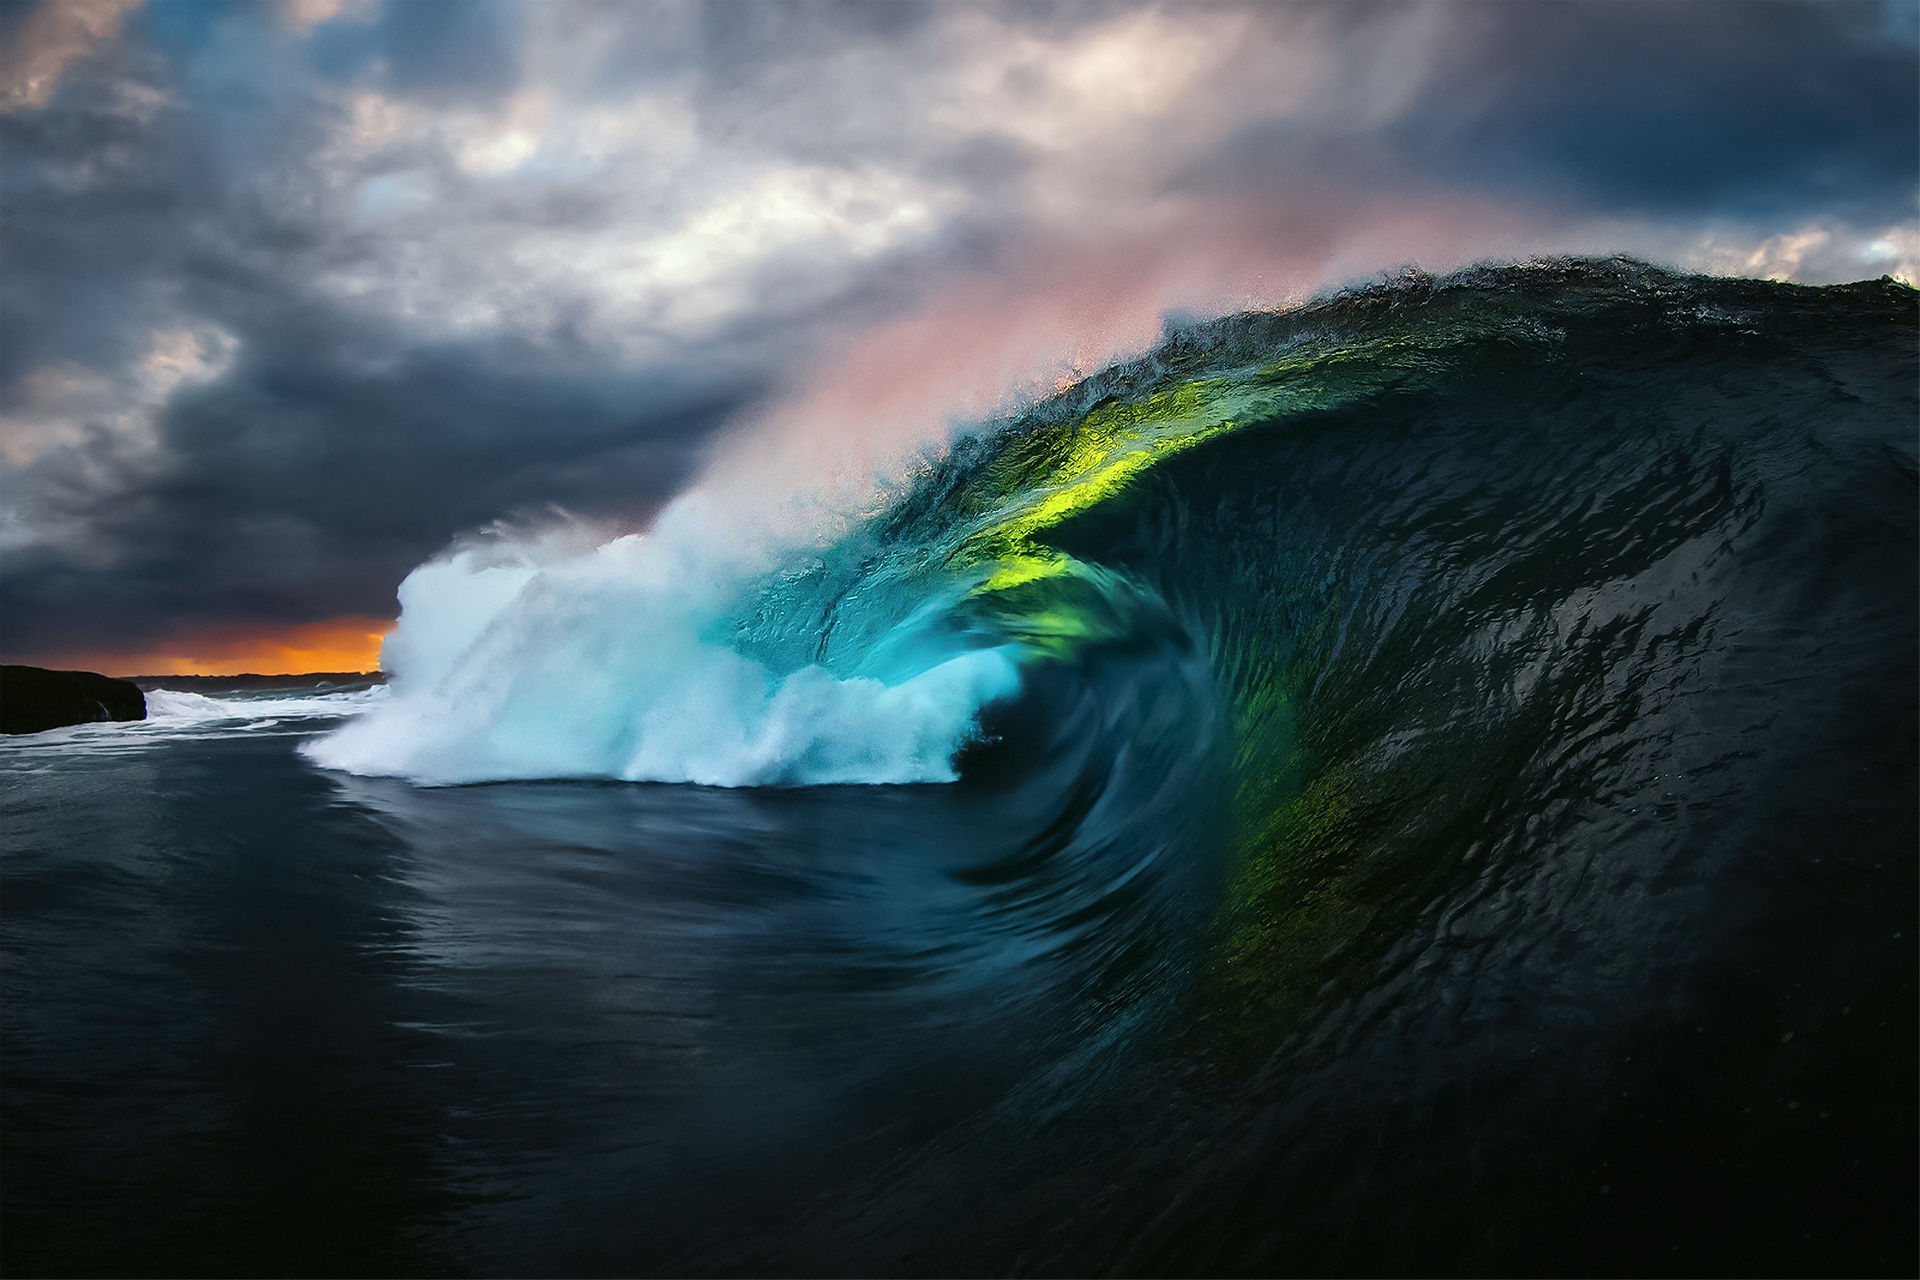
[303,492,1022,786]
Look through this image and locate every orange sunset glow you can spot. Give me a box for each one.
[36,616,393,678]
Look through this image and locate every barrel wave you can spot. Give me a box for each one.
[250,259,1917,1270]
[312,258,1916,810]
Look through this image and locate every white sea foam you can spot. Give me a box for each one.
[0,685,384,759]
[143,689,239,722]
[143,686,388,726]
[302,492,1021,788]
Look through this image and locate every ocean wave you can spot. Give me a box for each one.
[302,259,1917,874]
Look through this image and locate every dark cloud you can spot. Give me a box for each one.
[2,327,758,655]
[378,0,523,101]
[0,6,763,657]
[1192,2,1918,224]
[1409,0,1918,222]
[1278,0,1919,227]
[0,36,192,385]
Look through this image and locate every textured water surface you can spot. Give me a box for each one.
[4,262,1915,1276]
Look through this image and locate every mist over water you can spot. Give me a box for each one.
[4,262,1915,1276]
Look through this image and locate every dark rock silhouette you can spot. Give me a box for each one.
[1,665,147,734]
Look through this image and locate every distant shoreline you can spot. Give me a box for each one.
[133,671,386,694]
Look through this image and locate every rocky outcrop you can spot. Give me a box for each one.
[1,665,147,734]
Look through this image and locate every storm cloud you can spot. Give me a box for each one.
[2,0,1914,667]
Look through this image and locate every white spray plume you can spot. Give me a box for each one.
[304,474,1020,787]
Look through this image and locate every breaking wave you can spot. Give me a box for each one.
[12,258,1915,1274]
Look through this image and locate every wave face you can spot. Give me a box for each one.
[729,257,1913,1274]
[13,260,1917,1274]
[313,259,1916,804]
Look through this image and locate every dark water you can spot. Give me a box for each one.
[4,262,1915,1275]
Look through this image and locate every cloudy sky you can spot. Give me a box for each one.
[2,0,1914,674]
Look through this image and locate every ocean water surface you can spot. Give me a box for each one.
[4,262,1915,1276]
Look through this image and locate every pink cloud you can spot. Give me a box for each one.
[707,187,1550,510]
